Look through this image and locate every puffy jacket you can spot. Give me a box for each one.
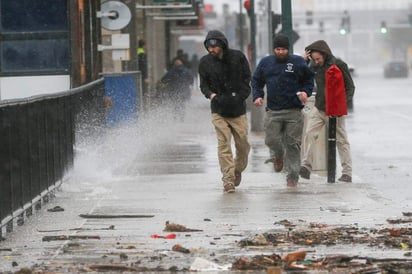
[199,30,251,118]
[305,40,355,112]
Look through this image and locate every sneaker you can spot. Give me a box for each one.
[273,158,283,172]
[299,166,311,179]
[223,182,235,193]
[338,174,352,183]
[234,171,241,187]
[286,178,298,187]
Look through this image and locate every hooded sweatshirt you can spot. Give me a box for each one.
[198,30,251,118]
[305,40,355,111]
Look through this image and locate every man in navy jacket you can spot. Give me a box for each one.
[252,34,314,187]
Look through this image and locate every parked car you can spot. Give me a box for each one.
[383,61,409,78]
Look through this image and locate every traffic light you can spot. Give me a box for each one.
[203,4,216,19]
[243,0,252,17]
[339,11,350,35]
[380,21,387,34]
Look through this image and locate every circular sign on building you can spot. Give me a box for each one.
[100,1,132,31]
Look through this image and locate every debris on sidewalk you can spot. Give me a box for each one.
[387,217,412,224]
[79,214,154,218]
[231,253,412,272]
[163,221,203,232]
[189,257,230,271]
[239,233,269,247]
[47,206,64,212]
[86,264,142,272]
[42,235,101,241]
[172,244,190,253]
[38,225,115,232]
[273,219,296,227]
[282,250,307,265]
[150,233,176,239]
[232,254,282,270]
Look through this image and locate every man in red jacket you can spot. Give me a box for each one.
[300,40,355,183]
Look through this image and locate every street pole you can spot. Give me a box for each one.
[239,0,244,52]
[250,0,256,71]
[267,0,272,52]
[250,0,264,132]
[281,0,293,54]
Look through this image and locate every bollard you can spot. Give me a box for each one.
[327,117,337,183]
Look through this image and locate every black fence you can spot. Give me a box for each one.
[0,79,105,239]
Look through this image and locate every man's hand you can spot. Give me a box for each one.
[297,91,308,104]
[254,97,264,107]
[210,93,217,100]
[303,50,311,62]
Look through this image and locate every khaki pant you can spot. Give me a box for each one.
[212,113,250,184]
[301,107,352,176]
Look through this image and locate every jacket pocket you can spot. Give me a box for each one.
[217,93,242,117]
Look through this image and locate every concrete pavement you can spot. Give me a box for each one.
[0,86,410,272]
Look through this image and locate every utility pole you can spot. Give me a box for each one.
[267,0,272,52]
[281,0,293,53]
[238,0,244,52]
[249,0,264,132]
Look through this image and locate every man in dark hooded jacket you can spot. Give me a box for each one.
[300,40,355,183]
[199,30,251,193]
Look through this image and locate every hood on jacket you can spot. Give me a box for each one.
[305,40,333,59]
[204,30,228,50]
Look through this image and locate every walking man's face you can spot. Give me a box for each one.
[208,46,223,59]
[310,51,325,66]
[274,47,289,62]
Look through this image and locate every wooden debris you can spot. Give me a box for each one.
[282,250,306,265]
[38,225,115,232]
[387,218,412,224]
[164,221,202,232]
[79,214,154,218]
[172,244,190,253]
[47,206,64,212]
[88,264,141,272]
[42,235,101,241]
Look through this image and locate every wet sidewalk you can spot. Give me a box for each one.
[1,91,411,272]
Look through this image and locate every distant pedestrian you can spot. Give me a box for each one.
[199,30,251,193]
[252,34,314,187]
[170,49,190,70]
[137,39,149,106]
[158,58,193,121]
[300,40,355,182]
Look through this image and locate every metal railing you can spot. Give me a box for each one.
[0,79,105,239]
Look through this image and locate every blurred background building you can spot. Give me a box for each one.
[204,0,412,71]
